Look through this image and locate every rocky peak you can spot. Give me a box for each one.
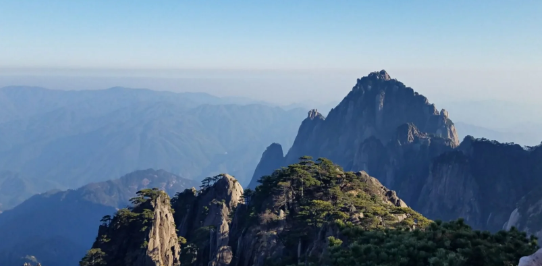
[367,69,391,81]
[171,174,244,266]
[355,171,407,207]
[283,70,459,166]
[81,189,180,266]
[307,109,324,120]
[440,109,449,118]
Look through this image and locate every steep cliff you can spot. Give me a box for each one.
[504,145,542,238]
[351,123,456,206]
[419,138,542,231]
[81,189,180,266]
[171,174,244,266]
[505,187,542,241]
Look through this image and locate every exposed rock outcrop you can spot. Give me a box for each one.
[172,174,243,266]
[504,177,542,240]
[82,189,180,266]
[519,248,542,266]
[351,123,455,206]
[419,138,542,231]
[417,151,481,225]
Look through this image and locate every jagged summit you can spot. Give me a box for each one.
[249,70,459,211]
[367,69,392,81]
[307,109,324,120]
[284,70,459,164]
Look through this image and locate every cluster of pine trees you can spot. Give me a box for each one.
[328,219,537,266]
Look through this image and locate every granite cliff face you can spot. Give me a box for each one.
[503,143,542,238]
[418,138,542,232]
[351,123,456,206]
[82,189,180,266]
[171,174,244,266]
[505,187,542,241]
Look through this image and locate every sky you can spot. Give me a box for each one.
[0,1,541,131]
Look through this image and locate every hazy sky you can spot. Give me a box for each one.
[1,1,541,128]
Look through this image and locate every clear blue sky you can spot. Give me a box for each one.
[1,0,540,71]
[1,0,542,133]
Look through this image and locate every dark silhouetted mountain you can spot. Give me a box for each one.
[0,169,197,266]
[0,86,305,209]
[250,70,458,189]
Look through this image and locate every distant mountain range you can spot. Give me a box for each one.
[0,86,306,210]
[0,169,198,266]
